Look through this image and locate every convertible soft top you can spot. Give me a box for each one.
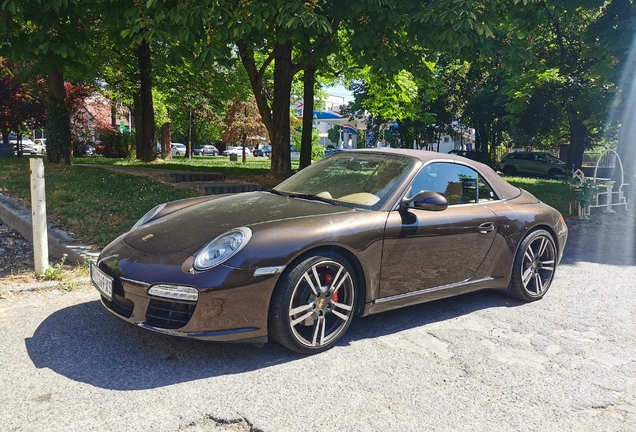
[351,148,522,201]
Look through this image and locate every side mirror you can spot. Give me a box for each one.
[402,190,448,211]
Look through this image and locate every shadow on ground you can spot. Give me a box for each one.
[25,290,518,391]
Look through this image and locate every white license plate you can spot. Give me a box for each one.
[91,262,113,301]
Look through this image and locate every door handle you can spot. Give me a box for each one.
[478,222,495,234]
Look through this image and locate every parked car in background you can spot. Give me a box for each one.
[222,146,252,157]
[498,151,566,178]
[448,149,481,162]
[171,143,187,156]
[94,140,105,155]
[82,143,95,156]
[11,138,44,155]
[193,145,219,156]
[253,144,272,157]
[34,138,46,149]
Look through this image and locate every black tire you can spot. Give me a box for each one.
[509,229,557,301]
[269,252,357,354]
[548,169,562,179]
[503,166,517,176]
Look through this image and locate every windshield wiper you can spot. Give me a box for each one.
[268,189,285,196]
[274,191,338,205]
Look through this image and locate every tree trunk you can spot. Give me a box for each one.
[574,123,586,170]
[269,41,296,179]
[160,121,172,160]
[46,68,71,164]
[300,65,316,170]
[132,91,143,157]
[1,127,9,146]
[241,132,248,163]
[238,40,297,180]
[566,115,581,171]
[134,40,156,162]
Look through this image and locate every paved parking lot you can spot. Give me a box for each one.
[0,212,635,431]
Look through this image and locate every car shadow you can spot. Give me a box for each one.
[24,291,517,391]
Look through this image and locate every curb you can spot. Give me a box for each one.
[0,193,100,264]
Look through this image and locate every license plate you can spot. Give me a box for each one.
[90,262,113,301]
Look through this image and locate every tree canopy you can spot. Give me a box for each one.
[0,0,634,177]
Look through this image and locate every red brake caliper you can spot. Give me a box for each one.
[325,274,338,302]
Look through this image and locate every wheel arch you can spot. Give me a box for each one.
[279,245,368,316]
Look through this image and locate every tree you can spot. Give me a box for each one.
[211,0,504,179]
[0,62,48,155]
[499,0,618,169]
[0,0,97,162]
[156,59,250,158]
[222,97,269,163]
[101,0,219,162]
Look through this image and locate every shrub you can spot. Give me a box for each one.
[99,131,136,158]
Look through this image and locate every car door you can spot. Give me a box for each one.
[379,162,498,298]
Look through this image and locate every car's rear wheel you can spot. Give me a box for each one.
[509,229,557,301]
[503,166,517,176]
[269,252,356,354]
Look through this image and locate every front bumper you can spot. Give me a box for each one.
[93,239,279,343]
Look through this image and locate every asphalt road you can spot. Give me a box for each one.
[1,212,635,432]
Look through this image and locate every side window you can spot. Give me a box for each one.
[478,176,498,202]
[411,163,479,205]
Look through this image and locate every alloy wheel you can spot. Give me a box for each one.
[520,234,556,297]
[287,259,355,348]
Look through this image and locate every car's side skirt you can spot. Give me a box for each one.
[366,276,504,315]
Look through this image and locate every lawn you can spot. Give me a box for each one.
[1,156,574,249]
[505,176,575,216]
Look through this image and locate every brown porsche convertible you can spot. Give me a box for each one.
[91,149,568,354]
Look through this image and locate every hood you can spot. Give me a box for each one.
[123,191,353,256]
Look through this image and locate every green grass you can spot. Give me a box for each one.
[506,176,575,216]
[1,158,197,247]
[73,155,295,189]
[1,157,574,249]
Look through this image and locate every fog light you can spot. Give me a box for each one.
[148,285,199,302]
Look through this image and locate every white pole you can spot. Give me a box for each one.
[29,156,49,274]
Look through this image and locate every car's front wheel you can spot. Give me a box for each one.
[509,229,557,301]
[548,168,563,179]
[269,252,357,354]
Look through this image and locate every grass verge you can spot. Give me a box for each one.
[506,177,575,216]
[1,158,197,247]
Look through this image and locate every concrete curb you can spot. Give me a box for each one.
[0,192,100,264]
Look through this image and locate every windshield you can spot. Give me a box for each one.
[274,152,414,210]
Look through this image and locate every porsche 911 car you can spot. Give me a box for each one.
[91,149,568,354]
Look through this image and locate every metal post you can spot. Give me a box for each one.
[606,181,615,213]
[29,156,49,274]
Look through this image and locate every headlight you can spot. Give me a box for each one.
[132,203,166,229]
[194,227,252,271]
